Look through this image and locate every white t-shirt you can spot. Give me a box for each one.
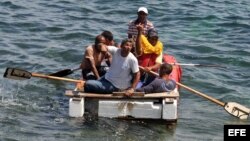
[105,46,139,90]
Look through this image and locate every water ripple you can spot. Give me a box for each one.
[1,0,250,140]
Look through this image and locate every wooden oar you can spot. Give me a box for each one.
[170,63,226,68]
[139,66,250,119]
[3,67,84,83]
[49,67,81,77]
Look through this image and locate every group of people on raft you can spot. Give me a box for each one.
[77,7,176,96]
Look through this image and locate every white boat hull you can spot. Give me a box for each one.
[65,89,179,122]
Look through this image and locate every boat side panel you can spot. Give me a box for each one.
[98,99,162,119]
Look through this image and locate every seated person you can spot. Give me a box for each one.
[101,30,115,46]
[136,25,163,86]
[136,63,176,94]
[84,38,140,96]
[80,35,112,80]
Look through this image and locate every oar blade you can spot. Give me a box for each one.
[3,68,32,80]
[224,102,250,120]
[49,69,73,77]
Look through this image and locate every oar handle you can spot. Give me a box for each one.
[176,82,225,106]
[139,66,159,76]
[32,73,83,83]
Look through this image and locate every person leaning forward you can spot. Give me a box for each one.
[79,35,112,80]
[136,63,176,94]
[84,38,140,96]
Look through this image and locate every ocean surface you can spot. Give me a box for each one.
[0,0,250,140]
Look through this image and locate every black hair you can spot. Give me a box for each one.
[101,30,113,41]
[159,63,173,77]
[95,35,105,47]
[147,28,158,38]
[120,38,133,47]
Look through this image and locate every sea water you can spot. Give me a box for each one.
[0,0,249,140]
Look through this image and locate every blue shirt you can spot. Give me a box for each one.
[136,78,176,94]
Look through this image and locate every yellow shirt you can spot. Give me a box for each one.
[141,35,163,55]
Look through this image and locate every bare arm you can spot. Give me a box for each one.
[125,71,140,97]
[83,47,101,79]
[131,71,140,89]
[145,63,161,72]
[88,58,100,79]
[135,24,144,56]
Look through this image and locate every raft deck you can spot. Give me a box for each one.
[65,89,179,122]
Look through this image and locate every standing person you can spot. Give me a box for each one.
[84,38,140,96]
[136,63,176,94]
[127,7,154,40]
[135,24,163,86]
[79,35,112,80]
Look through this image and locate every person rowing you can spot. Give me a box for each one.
[136,63,176,93]
[135,24,163,87]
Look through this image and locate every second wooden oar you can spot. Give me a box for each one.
[170,63,226,68]
[49,67,81,77]
[139,66,250,119]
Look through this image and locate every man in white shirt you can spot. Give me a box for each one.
[84,38,140,96]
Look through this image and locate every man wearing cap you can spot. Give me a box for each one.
[127,7,154,40]
[135,23,163,87]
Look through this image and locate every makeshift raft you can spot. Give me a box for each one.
[64,54,182,122]
[65,88,179,122]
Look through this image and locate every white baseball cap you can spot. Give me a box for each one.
[138,7,148,14]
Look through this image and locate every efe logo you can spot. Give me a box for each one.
[224,125,249,141]
[228,129,246,136]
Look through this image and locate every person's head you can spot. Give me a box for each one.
[120,38,133,56]
[94,35,106,52]
[147,28,158,46]
[137,7,148,22]
[101,30,114,46]
[159,63,173,77]
[97,43,108,53]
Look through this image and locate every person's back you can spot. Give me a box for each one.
[136,78,176,93]
[136,63,176,94]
